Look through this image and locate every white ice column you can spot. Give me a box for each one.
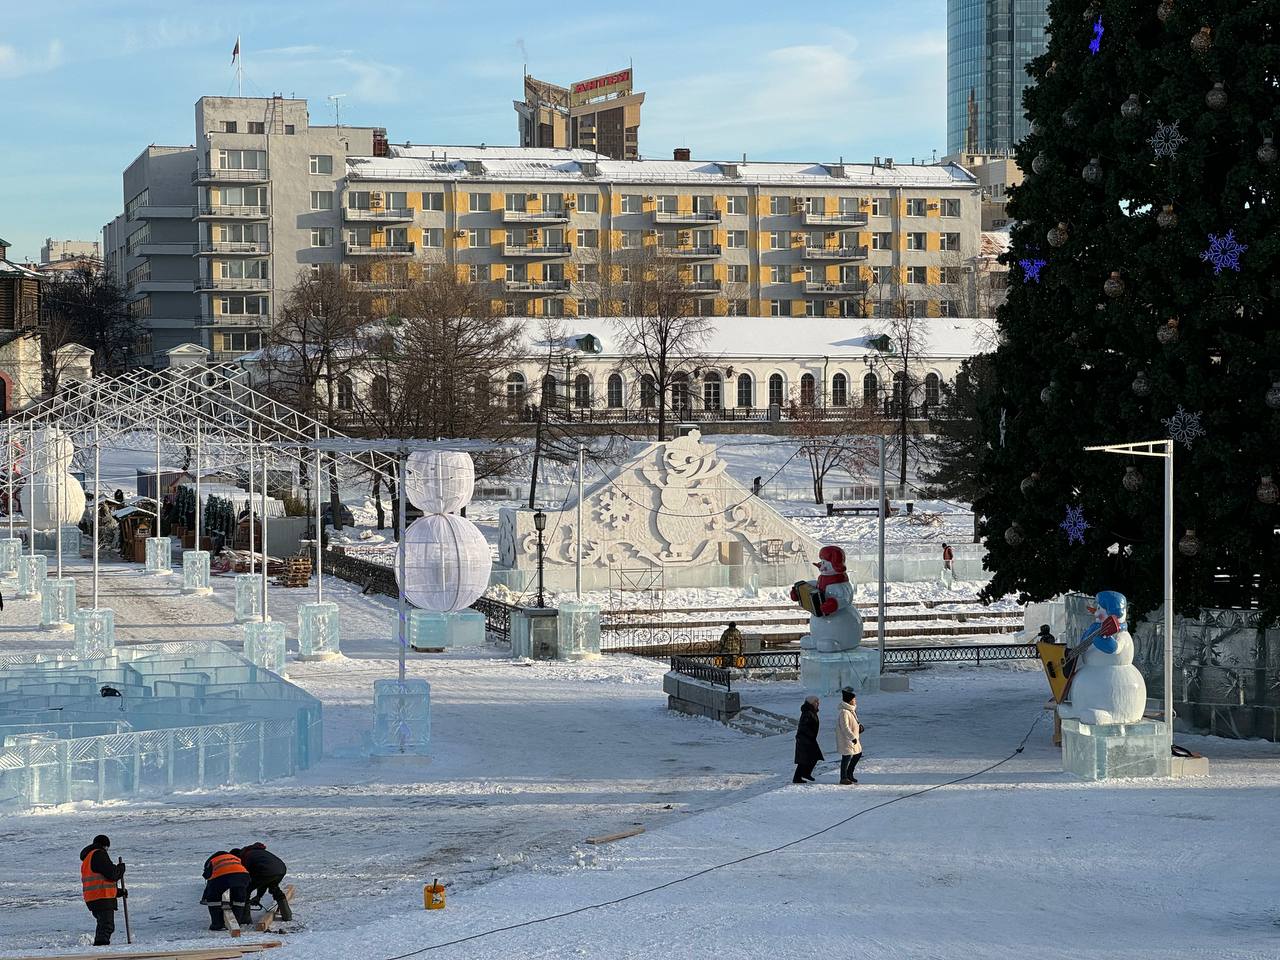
[243,621,287,673]
[297,601,341,659]
[181,550,212,595]
[371,678,431,756]
[234,573,262,622]
[39,577,76,630]
[0,537,22,578]
[145,537,173,575]
[73,608,116,659]
[17,554,47,599]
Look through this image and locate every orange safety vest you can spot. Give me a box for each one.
[81,852,116,904]
[208,853,249,879]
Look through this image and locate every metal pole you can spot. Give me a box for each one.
[55,442,63,579]
[576,443,583,599]
[877,435,887,676]
[6,421,13,541]
[315,426,323,604]
[26,426,34,557]
[260,447,268,623]
[1163,442,1174,729]
[155,421,162,541]
[397,453,408,683]
[247,426,255,576]
[194,421,202,552]
[93,424,100,608]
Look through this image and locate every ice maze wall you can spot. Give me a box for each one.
[0,642,322,809]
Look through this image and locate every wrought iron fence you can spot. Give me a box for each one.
[472,595,514,642]
[670,656,733,690]
[659,643,1039,673]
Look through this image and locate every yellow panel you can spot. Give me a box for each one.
[927,266,940,285]
[492,191,506,212]
[926,232,939,252]
[926,199,940,218]
[677,194,692,214]
[408,226,423,246]
[371,296,388,314]
[714,228,726,247]
[564,298,578,315]
[713,196,727,214]
[210,187,221,204]
[494,228,506,246]
[826,264,839,283]
[791,300,805,318]
[756,195,769,217]
[712,299,727,315]
[611,193,622,215]
[406,192,420,211]
[749,299,762,314]
[713,264,727,282]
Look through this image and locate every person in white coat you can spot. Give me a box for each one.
[835,687,864,784]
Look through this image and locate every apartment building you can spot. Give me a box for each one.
[103,96,383,364]
[944,151,1023,230]
[342,146,982,321]
[515,68,643,160]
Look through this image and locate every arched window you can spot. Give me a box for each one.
[831,373,848,407]
[606,373,623,409]
[800,373,816,406]
[892,371,908,405]
[703,372,722,411]
[473,375,491,407]
[768,373,784,408]
[671,373,690,417]
[736,372,753,408]
[573,373,591,408]
[506,372,526,410]
[924,372,941,407]
[371,375,390,412]
[862,372,878,406]
[541,374,557,408]
[639,374,657,409]
[337,375,354,411]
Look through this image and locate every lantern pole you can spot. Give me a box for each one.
[397,452,407,683]
[315,424,323,604]
[26,426,34,557]
[93,423,100,608]
[194,421,202,552]
[576,443,583,599]
[260,445,269,624]
[155,419,162,543]
[247,425,255,576]
[877,436,886,677]
[55,440,63,579]
[6,420,13,542]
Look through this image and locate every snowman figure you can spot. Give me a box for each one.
[791,545,863,653]
[1058,590,1147,725]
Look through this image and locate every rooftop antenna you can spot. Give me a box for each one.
[328,93,347,129]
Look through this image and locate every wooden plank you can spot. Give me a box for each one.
[585,826,645,845]
[221,890,241,938]
[12,944,282,960]
[254,884,295,932]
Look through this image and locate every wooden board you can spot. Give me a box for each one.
[585,826,645,845]
[13,943,282,960]
[221,890,241,939]
[254,884,296,932]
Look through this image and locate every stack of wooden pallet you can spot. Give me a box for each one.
[275,554,312,588]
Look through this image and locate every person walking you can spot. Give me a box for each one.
[793,696,823,783]
[233,842,292,922]
[836,688,865,784]
[718,621,743,659]
[79,834,125,946]
[201,850,252,931]
[940,542,955,589]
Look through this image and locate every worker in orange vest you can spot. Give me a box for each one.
[79,834,125,946]
[201,850,251,931]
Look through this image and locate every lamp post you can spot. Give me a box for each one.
[533,508,547,608]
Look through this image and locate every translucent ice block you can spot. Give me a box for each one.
[234,573,261,622]
[447,609,486,647]
[0,537,22,578]
[1061,718,1171,781]
[181,550,211,594]
[801,647,882,696]
[406,610,447,651]
[371,678,431,756]
[510,607,560,659]
[243,621,288,673]
[145,537,173,575]
[556,602,601,660]
[73,608,116,660]
[298,601,340,659]
[17,554,47,598]
[40,577,77,629]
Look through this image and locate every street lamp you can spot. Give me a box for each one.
[533,508,547,608]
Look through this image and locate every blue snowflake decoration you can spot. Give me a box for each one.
[1019,257,1048,283]
[1199,230,1247,274]
[1162,405,1205,449]
[1148,120,1188,159]
[1060,505,1090,545]
[1089,17,1104,55]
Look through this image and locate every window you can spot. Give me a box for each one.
[577,229,598,248]
[577,193,599,213]
[703,372,722,411]
[310,191,333,211]
[695,298,715,317]
[217,149,266,170]
[725,196,747,215]
[804,197,824,215]
[386,191,408,211]
[907,232,927,250]
[544,298,564,317]
[422,192,444,211]
[907,198,928,217]
[125,224,151,256]
[770,265,790,284]
[607,374,623,408]
[840,196,862,214]
[216,259,268,279]
[284,124,296,135]
[727,299,748,316]
[940,300,960,317]
[892,371,908,407]
[941,198,961,218]
[873,232,892,250]
[726,230,748,248]
[503,373,526,410]
[806,231,825,248]
[924,373,941,407]
[769,231,789,249]
[220,185,267,207]
[839,230,858,248]
[873,265,893,284]
[840,265,860,284]
[657,195,679,212]
[863,372,879,405]
[220,120,238,133]
[218,295,268,316]
[422,228,444,247]
[639,375,656,408]
[908,266,928,284]
[941,232,961,251]
[469,193,492,212]
[768,374,784,407]
[541,374,558,408]
[943,266,963,285]
[736,373,753,408]
[769,195,790,215]
[248,121,265,134]
[693,228,714,248]
[799,373,816,405]
[621,230,643,249]
[577,263,598,283]
[832,373,848,406]
[621,194,643,213]
[805,299,821,317]
[693,195,714,214]
[871,198,888,216]
[505,262,526,282]
[370,375,390,412]
[309,155,333,174]
[468,228,491,247]
[804,265,820,283]
[337,376,354,411]
[468,264,483,282]
[574,374,591,408]
[907,299,928,316]
[770,299,790,317]
[310,227,334,247]
[728,265,748,284]
[583,299,599,315]
[543,193,564,212]
[217,331,263,352]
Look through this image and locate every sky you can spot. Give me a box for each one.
[0,0,948,262]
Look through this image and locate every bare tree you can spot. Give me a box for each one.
[789,403,880,504]
[41,266,141,392]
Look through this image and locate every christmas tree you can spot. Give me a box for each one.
[976,0,1278,619]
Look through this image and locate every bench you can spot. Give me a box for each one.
[826,503,900,517]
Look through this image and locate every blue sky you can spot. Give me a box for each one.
[0,0,947,261]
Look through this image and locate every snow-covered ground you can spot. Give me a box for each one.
[2,558,1279,958]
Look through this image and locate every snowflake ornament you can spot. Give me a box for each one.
[1018,257,1048,283]
[1162,405,1206,449]
[1147,120,1188,160]
[1060,505,1090,545]
[1089,17,1104,55]
[1200,230,1247,274]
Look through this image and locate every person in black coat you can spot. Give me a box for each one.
[793,696,824,783]
[232,842,292,921]
[79,835,125,946]
[201,851,252,930]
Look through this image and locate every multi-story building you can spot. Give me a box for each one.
[40,238,101,264]
[515,68,643,160]
[943,151,1023,230]
[947,0,1048,155]
[342,145,981,320]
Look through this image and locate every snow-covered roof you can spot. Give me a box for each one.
[0,258,44,281]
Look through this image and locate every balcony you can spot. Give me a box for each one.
[653,210,721,225]
[504,279,570,294]
[503,243,571,258]
[129,204,195,221]
[192,167,270,184]
[802,245,869,261]
[131,279,194,294]
[343,207,415,223]
[196,241,270,256]
[195,313,269,328]
[134,242,197,256]
[195,276,270,292]
[195,204,270,220]
[682,279,722,293]
[804,281,868,296]
[800,211,868,228]
[345,241,415,256]
[656,244,721,259]
[501,208,572,224]
[349,279,410,292]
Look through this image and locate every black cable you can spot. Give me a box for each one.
[379,709,1047,960]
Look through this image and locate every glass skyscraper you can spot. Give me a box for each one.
[947,0,1048,156]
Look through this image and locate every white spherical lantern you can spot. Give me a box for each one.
[396,514,492,612]
[31,428,74,474]
[406,451,475,514]
[25,473,86,531]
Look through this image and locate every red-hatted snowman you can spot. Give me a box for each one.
[792,545,864,652]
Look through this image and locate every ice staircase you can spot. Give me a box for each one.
[727,706,797,737]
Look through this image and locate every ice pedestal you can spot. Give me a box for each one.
[371,678,431,756]
[407,610,486,651]
[234,574,262,622]
[801,647,881,696]
[243,621,287,673]
[556,602,601,660]
[0,537,22,578]
[34,526,82,554]
[145,537,173,575]
[510,607,560,659]
[448,609,486,647]
[40,577,76,630]
[73,608,116,659]
[181,550,212,595]
[17,554,47,599]
[1061,718,1171,781]
[298,602,341,659]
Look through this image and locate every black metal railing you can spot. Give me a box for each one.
[471,595,514,642]
[670,655,733,690]
[654,643,1040,671]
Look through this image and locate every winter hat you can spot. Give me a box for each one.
[841,687,856,703]
[93,835,110,848]
[817,545,847,572]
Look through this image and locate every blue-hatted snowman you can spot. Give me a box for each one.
[1058,590,1147,725]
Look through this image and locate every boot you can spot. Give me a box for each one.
[276,903,293,922]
